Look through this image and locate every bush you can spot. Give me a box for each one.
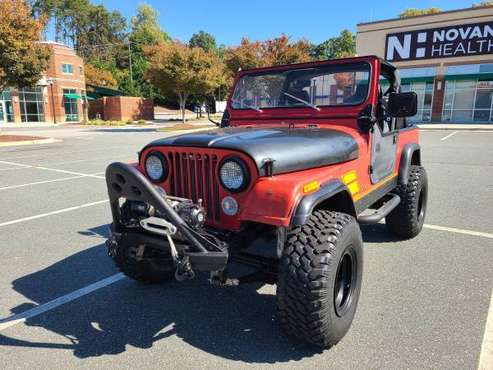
[137,119,147,125]
[86,119,126,126]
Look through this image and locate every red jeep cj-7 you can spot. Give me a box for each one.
[105,55,428,348]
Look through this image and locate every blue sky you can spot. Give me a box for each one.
[92,0,476,45]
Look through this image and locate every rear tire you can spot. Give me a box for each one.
[386,165,428,239]
[277,210,363,348]
[113,242,175,284]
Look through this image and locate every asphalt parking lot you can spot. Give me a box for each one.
[0,127,492,369]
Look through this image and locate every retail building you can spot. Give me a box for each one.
[357,6,493,123]
[0,41,86,125]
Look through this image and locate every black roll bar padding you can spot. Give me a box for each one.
[105,162,221,254]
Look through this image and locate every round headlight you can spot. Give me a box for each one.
[219,158,249,192]
[145,153,168,182]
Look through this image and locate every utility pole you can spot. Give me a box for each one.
[128,43,133,85]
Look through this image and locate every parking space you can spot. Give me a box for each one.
[0,128,492,369]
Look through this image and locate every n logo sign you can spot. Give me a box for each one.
[385,22,493,62]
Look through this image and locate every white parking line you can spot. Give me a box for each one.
[0,273,125,332]
[0,160,105,179]
[0,200,108,228]
[441,131,458,141]
[424,224,493,239]
[34,166,105,179]
[0,160,31,168]
[479,291,493,370]
[0,172,104,192]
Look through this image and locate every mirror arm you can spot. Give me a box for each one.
[357,104,377,132]
[206,104,220,127]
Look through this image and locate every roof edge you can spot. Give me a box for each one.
[357,6,492,27]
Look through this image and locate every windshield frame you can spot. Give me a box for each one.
[230,61,373,111]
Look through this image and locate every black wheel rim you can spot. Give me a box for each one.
[334,248,357,317]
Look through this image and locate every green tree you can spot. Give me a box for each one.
[31,1,127,63]
[189,31,217,52]
[0,0,50,90]
[130,3,168,46]
[399,7,442,18]
[312,29,356,60]
[146,42,223,123]
[125,3,170,98]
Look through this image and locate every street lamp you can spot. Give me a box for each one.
[46,78,56,124]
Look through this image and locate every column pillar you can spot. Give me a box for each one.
[431,75,445,123]
[11,89,22,123]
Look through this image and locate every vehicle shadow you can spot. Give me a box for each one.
[360,223,403,243]
[0,228,320,363]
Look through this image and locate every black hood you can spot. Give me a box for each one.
[144,127,359,175]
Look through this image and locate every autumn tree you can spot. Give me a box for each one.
[262,35,312,66]
[472,0,493,7]
[84,63,118,88]
[224,35,312,74]
[0,0,50,90]
[146,42,223,123]
[312,29,356,60]
[399,7,442,18]
[189,31,217,52]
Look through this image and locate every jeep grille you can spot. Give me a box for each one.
[167,151,221,222]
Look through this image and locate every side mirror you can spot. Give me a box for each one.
[388,92,417,117]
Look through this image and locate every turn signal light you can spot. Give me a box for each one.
[303,181,320,194]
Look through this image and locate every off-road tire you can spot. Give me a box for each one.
[113,242,175,284]
[386,165,428,239]
[277,210,363,348]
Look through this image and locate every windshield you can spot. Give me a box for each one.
[231,62,371,110]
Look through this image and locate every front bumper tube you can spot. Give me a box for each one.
[105,162,228,272]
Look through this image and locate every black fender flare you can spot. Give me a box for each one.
[291,180,356,226]
[398,143,421,186]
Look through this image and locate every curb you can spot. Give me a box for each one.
[417,124,493,131]
[0,138,60,148]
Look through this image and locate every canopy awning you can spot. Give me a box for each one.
[444,73,493,81]
[63,93,95,100]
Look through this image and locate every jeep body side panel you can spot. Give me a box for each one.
[143,127,359,176]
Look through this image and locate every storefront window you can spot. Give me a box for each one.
[446,63,493,75]
[63,88,79,121]
[400,67,437,78]
[442,80,493,123]
[1,89,14,122]
[401,81,434,123]
[19,87,45,122]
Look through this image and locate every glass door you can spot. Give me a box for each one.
[0,101,6,124]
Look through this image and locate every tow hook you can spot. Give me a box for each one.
[140,216,196,282]
[209,271,239,287]
[174,255,195,282]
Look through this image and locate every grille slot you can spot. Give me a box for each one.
[169,151,220,222]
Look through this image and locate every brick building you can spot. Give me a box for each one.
[89,96,154,121]
[357,6,493,124]
[0,41,86,125]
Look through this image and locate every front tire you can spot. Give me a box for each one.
[113,242,175,284]
[277,211,363,348]
[386,165,428,239]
